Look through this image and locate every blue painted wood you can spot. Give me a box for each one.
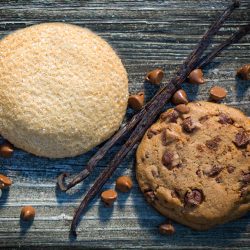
[0,0,249,248]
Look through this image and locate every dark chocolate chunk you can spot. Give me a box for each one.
[147,129,160,139]
[234,130,249,148]
[184,189,204,206]
[161,128,167,146]
[218,113,234,125]
[151,170,159,178]
[171,189,180,198]
[145,190,156,203]
[161,110,179,123]
[241,172,250,184]
[199,115,209,123]
[226,165,235,174]
[196,169,202,178]
[205,136,221,150]
[215,176,222,183]
[204,165,223,177]
[240,186,249,198]
[162,152,174,169]
[181,117,196,133]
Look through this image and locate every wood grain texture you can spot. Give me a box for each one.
[0,0,249,249]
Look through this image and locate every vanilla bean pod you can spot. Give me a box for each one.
[58,0,241,193]
[198,24,250,69]
[70,1,241,236]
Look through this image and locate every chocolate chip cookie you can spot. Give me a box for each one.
[136,101,250,230]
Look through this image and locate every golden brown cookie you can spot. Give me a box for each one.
[0,23,128,158]
[136,101,250,230]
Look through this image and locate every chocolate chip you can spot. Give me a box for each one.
[196,169,202,178]
[236,64,250,80]
[159,223,175,235]
[218,113,234,125]
[160,110,179,123]
[128,92,144,111]
[188,69,205,85]
[241,172,250,184]
[209,86,227,102]
[226,165,235,174]
[234,130,249,148]
[145,190,155,203]
[204,165,223,177]
[115,176,133,192]
[175,104,190,114]
[101,189,118,206]
[184,189,204,206]
[205,136,221,150]
[199,115,209,123]
[181,117,197,133]
[171,89,188,105]
[0,142,14,158]
[147,129,160,139]
[145,68,164,85]
[162,152,174,169]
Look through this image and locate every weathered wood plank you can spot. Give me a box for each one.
[0,0,249,249]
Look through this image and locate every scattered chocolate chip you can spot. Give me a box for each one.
[145,190,155,203]
[115,176,133,192]
[128,92,144,111]
[196,169,202,178]
[241,172,250,184]
[226,165,235,174]
[160,110,179,123]
[204,165,223,177]
[145,68,164,85]
[0,142,14,158]
[205,136,221,150]
[184,189,204,207]
[234,130,249,148]
[181,117,197,133]
[175,104,190,114]
[236,64,250,80]
[162,152,174,169]
[218,113,234,124]
[101,189,117,206]
[147,129,160,139]
[159,223,175,235]
[188,69,205,84]
[0,174,12,189]
[20,206,36,221]
[199,115,209,123]
[209,86,227,102]
[171,89,188,105]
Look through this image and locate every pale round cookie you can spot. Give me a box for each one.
[136,101,250,230]
[0,23,128,158]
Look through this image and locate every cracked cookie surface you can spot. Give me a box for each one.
[136,101,250,230]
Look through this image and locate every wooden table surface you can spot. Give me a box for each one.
[0,0,249,249]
